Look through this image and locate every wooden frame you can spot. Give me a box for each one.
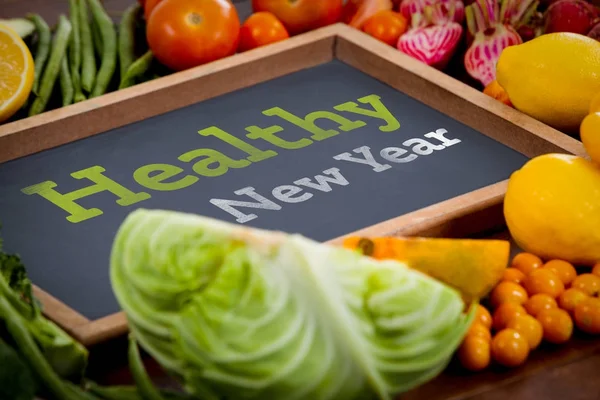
[0,23,587,347]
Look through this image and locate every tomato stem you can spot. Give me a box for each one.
[187,12,203,26]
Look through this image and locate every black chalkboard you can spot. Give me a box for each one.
[0,61,528,320]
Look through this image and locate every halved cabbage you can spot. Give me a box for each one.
[110,209,474,400]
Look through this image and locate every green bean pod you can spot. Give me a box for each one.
[26,14,51,95]
[91,17,104,59]
[118,3,142,79]
[68,0,85,102]
[88,0,117,98]
[29,15,72,116]
[79,0,96,93]
[119,50,153,89]
[59,55,74,106]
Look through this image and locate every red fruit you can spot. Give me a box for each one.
[589,22,600,41]
[544,0,599,35]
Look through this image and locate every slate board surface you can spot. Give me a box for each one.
[0,60,528,320]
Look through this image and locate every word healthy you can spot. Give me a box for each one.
[20,94,462,224]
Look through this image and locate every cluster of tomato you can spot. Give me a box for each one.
[458,252,600,371]
[136,0,408,72]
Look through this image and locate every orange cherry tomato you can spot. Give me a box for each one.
[458,336,491,371]
[490,281,528,308]
[502,268,527,284]
[511,252,543,275]
[524,293,558,317]
[537,308,573,344]
[475,304,492,330]
[523,268,565,298]
[493,303,527,332]
[466,322,492,342]
[146,0,241,72]
[144,0,163,20]
[344,0,393,28]
[571,274,600,296]
[558,288,589,315]
[543,260,577,286]
[491,329,529,368]
[252,0,344,35]
[591,262,600,277]
[238,12,289,52]
[507,314,543,350]
[574,297,600,334]
[361,10,408,46]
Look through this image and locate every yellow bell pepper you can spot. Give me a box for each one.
[581,92,600,164]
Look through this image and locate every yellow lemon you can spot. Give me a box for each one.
[581,92,600,165]
[504,154,600,266]
[0,23,34,123]
[590,92,600,114]
[497,33,600,134]
[581,112,600,165]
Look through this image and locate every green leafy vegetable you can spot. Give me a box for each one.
[0,232,89,381]
[0,336,37,400]
[110,209,475,400]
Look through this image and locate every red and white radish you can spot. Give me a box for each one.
[464,0,538,87]
[397,3,463,69]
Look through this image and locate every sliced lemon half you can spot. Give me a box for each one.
[0,23,34,123]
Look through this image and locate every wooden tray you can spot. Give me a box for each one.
[0,23,586,349]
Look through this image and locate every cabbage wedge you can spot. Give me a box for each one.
[110,209,475,400]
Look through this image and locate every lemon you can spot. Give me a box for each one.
[581,92,600,165]
[497,33,600,133]
[504,154,600,266]
[0,23,34,123]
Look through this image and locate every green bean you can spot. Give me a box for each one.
[91,17,104,60]
[79,0,96,93]
[26,14,51,95]
[88,0,117,98]
[119,3,141,79]
[128,336,166,400]
[119,50,153,89]
[29,15,72,116]
[59,55,74,106]
[0,295,80,400]
[68,0,85,102]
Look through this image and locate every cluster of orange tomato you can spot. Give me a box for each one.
[458,252,600,371]
[136,0,407,72]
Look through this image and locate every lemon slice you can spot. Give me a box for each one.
[0,23,34,123]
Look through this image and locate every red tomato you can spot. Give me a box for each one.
[147,0,240,72]
[252,0,344,35]
[238,12,289,52]
[362,10,408,46]
[144,0,163,20]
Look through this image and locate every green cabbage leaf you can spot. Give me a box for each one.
[110,209,474,400]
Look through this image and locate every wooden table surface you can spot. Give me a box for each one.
[2,1,600,399]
